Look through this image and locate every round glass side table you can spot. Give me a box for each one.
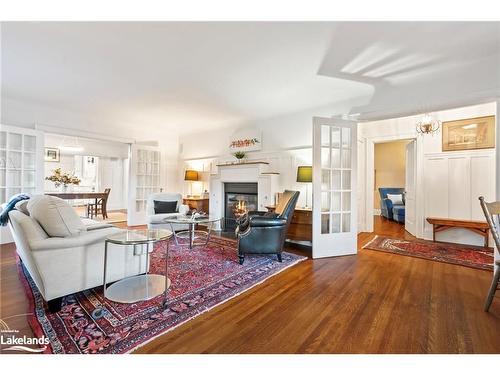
[91,229,172,319]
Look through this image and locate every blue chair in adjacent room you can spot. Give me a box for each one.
[378,187,405,223]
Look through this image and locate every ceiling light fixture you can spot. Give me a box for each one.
[416,113,441,135]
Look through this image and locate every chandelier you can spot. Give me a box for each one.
[416,113,441,135]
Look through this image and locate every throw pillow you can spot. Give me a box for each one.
[27,195,86,237]
[154,200,178,214]
[387,193,404,205]
[15,199,30,216]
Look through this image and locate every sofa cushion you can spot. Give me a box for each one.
[81,218,115,231]
[392,205,405,220]
[154,200,178,214]
[387,193,404,205]
[27,195,86,237]
[15,199,30,216]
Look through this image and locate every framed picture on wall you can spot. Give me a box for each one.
[229,128,262,152]
[44,147,60,162]
[442,115,495,152]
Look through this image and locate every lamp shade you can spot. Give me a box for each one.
[184,170,199,181]
[296,166,312,183]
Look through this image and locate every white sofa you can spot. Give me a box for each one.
[7,195,149,312]
[146,193,189,231]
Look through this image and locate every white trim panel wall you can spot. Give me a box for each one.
[423,150,495,246]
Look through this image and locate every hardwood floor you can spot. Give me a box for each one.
[1,216,499,353]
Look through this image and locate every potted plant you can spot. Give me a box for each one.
[233,151,246,163]
[45,168,81,192]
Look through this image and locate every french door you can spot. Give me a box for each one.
[312,117,357,258]
[127,144,161,226]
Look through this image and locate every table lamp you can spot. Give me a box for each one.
[296,166,312,209]
[184,169,199,197]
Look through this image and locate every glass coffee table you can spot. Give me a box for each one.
[163,214,222,249]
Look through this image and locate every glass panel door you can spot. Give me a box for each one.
[0,125,43,203]
[127,144,162,226]
[312,117,357,259]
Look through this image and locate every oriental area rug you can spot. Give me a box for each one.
[363,235,494,271]
[18,236,306,354]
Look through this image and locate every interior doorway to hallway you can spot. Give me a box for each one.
[373,139,416,235]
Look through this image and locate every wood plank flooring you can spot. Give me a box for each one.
[1,216,499,353]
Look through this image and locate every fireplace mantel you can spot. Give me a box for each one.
[216,161,270,167]
[209,162,280,230]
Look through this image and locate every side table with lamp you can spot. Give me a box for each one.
[296,165,312,209]
[184,169,199,198]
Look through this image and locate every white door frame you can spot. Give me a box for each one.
[363,133,425,238]
[357,138,366,232]
[404,140,417,236]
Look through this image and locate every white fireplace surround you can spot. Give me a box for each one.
[209,162,279,230]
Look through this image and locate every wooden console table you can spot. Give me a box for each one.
[183,197,209,213]
[426,217,490,247]
[267,205,312,242]
[46,192,109,219]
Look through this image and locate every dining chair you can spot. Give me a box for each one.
[479,196,500,312]
[87,188,111,220]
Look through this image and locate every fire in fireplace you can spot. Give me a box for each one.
[224,183,258,231]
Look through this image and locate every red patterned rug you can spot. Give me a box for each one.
[363,235,494,271]
[18,236,306,354]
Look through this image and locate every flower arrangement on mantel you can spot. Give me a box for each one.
[45,168,81,188]
[233,151,246,162]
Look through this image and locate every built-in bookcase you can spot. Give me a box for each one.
[0,125,44,203]
[127,144,162,226]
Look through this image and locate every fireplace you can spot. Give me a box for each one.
[224,182,258,231]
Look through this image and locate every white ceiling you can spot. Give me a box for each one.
[319,22,500,120]
[1,22,499,138]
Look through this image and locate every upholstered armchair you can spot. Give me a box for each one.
[236,190,299,264]
[146,193,189,231]
[378,187,405,223]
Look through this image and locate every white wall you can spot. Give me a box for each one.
[1,99,181,209]
[359,102,497,246]
[178,104,346,207]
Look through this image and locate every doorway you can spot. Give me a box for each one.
[43,133,129,223]
[373,139,416,235]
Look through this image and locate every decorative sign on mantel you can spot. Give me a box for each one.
[229,128,262,152]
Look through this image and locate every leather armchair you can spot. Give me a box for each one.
[236,190,299,264]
